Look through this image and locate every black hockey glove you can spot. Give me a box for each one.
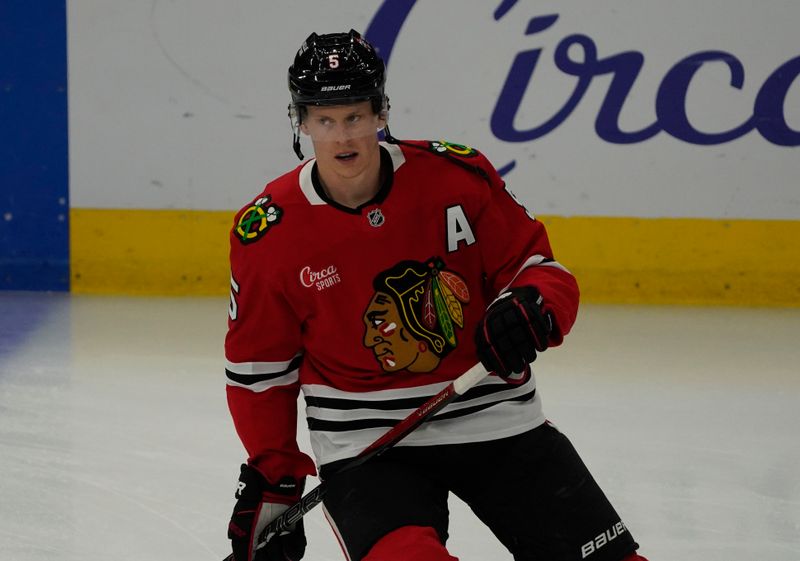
[475,286,552,380]
[228,464,306,561]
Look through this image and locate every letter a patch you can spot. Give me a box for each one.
[446,205,475,252]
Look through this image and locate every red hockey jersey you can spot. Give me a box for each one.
[225,139,579,483]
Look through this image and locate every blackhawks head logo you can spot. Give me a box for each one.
[235,196,282,245]
[363,257,470,373]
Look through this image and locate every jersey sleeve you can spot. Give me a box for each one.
[225,207,317,482]
[472,153,580,345]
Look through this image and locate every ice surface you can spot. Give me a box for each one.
[1,293,798,560]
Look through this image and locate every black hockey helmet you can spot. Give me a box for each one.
[287,30,391,159]
[288,29,386,109]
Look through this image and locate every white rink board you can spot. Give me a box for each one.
[68,1,800,218]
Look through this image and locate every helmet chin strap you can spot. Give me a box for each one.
[289,104,304,160]
[292,130,304,160]
[378,96,397,145]
[382,123,398,145]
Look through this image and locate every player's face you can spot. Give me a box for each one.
[301,101,385,180]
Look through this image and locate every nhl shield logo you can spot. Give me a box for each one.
[367,208,385,228]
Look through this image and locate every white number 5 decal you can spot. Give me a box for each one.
[328,54,340,69]
[229,274,240,321]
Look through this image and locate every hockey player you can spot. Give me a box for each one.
[226,29,649,561]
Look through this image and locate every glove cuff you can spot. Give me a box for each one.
[236,464,303,503]
[503,364,531,386]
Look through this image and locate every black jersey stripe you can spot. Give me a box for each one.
[434,390,534,421]
[226,369,289,385]
[225,355,303,385]
[304,380,525,411]
[305,394,427,411]
[306,390,535,432]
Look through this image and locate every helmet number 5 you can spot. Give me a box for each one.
[328,54,340,69]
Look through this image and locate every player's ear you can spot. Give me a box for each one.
[299,122,310,136]
[377,95,390,128]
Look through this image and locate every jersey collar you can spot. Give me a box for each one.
[299,142,405,212]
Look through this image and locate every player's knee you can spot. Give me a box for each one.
[363,525,457,561]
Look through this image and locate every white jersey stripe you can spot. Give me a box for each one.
[225,354,302,375]
[225,354,302,392]
[304,377,536,422]
[302,374,511,401]
[309,392,545,467]
[298,158,325,206]
[380,140,406,171]
[226,371,299,393]
[498,254,571,295]
[301,374,543,467]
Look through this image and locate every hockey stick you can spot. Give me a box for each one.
[222,362,490,561]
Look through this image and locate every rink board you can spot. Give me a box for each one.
[4,2,799,304]
[70,209,800,306]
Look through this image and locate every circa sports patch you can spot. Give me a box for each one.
[235,196,283,245]
[428,140,478,158]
